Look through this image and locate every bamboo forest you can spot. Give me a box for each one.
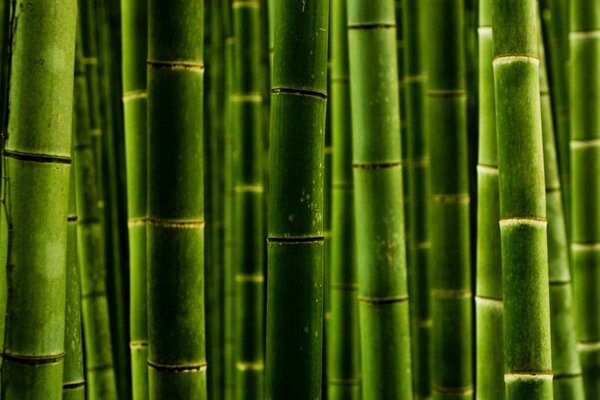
[0,0,599,399]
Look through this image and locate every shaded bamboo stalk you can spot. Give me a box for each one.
[121,0,148,397]
[347,0,412,398]
[425,0,473,396]
[475,0,504,397]
[402,0,432,396]
[232,0,266,398]
[0,0,8,128]
[569,0,600,396]
[493,0,553,396]
[265,0,329,397]
[327,0,360,396]
[0,0,76,397]
[539,21,585,399]
[147,0,206,397]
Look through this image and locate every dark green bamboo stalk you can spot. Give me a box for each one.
[231,0,265,398]
[73,23,118,400]
[223,35,237,400]
[539,24,584,399]
[493,0,553,396]
[121,0,148,398]
[0,0,8,128]
[347,1,412,398]
[266,0,328,397]
[147,0,206,397]
[327,0,360,398]
[569,0,600,396]
[64,156,85,400]
[402,0,431,397]
[425,0,473,396]
[0,1,76,397]
[475,0,504,397]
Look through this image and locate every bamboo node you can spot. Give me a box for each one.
[498,217,547,227]
[504,372,553,382]
[129,341,149,349]
[127,217,147,227]
[235,274,264,283]
[431,193,470,203]
[231,93,262,102]
[122,90,148,101]
[271,87,327,100]
[234,184,265,193]
[432,384,473,395]
[147,359,208,373]
[347,22,396,30]
[569,30,600,39]
[352,161,401,170]
[62,380,86,390]
[577,341,600,352]
[493,55,539,66]
[476,164,499,174]
[146,218,205,229]
[147,59,205,72]
[431,289,471,299]
[570,138,600,149]
[232,0,260,8]
[3,149,71,165]
[571,242,600,252]
[358,295,408,305]
[235,361,264,371]
[1,351,65,365]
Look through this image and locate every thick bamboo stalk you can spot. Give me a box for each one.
[0,1,76,397]
[121,0,148,398]
[327,0,360,397]
[265,0,328,397]
[231,0,265,398]
[569,0,600,396]
[0,0,8,128]
[402,0,431,397]
[475,0,504,397]
[147,0,206,397]
[539,25,585,399]
[493,0,553,396]
[425,0,473,397]
[347,1,412,398]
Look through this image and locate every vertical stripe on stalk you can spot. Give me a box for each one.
[265,0,329,398]
[232,0,265,398]
[569,0,600,396]
[347,0,413,398]
[147,0,206,398]
[475,0,504,397]
[121,0,148,397]
[493,0,553,396]
[0,1,76,398]
[328,0,360,397]
[539,23,585,399]
[402,0,431,396]
[425,0,473,397]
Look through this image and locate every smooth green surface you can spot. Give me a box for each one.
[0,1,76,397]
[266,0,328,398]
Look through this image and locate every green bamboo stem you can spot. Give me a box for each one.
[223,35,237,400]
[402,0,431,397]
[121,0,148,397]
[569,0,600,396]
[64,151,85,400]
[147,0,206,397]
[540,0,570,230]
[73,21,118,399]
[0,1,76,397]
[475,0,504,397]
[265,0,328,397]
[231,0,265,398]
[327,0,360,397]
[347,1,412,398]
[0,0,8,129]
[493,0,553,396]
[425,0,473,396]
[539,23,585,399]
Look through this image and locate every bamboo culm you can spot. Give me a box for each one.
[569,0,600,396]
[475,0,504,397]
[493,0,553,396]
[327,0,360,397]
[232,0,265,398]
[347,0,413,398]
[425,0,473,396]
[265,0,329,397]
[121,0,148,397]
[0,1,76,397]
[147,0,206,397]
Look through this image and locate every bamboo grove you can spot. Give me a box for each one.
[0,0,599,399]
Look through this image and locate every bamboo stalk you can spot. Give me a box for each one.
[0,1,76,397]
[147,0,206,397]
[231,0,265,398]
[402,0,431,397]
[347,1,412,398]
[539,22,585,399]
[493,0,553,396]
[121,0,148,397]
[0,0,8,129]
[327,0,360,397]
[475,0,504,397]
[569,0,600,396]
[265,0,328,397]
[425,0,473,396]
